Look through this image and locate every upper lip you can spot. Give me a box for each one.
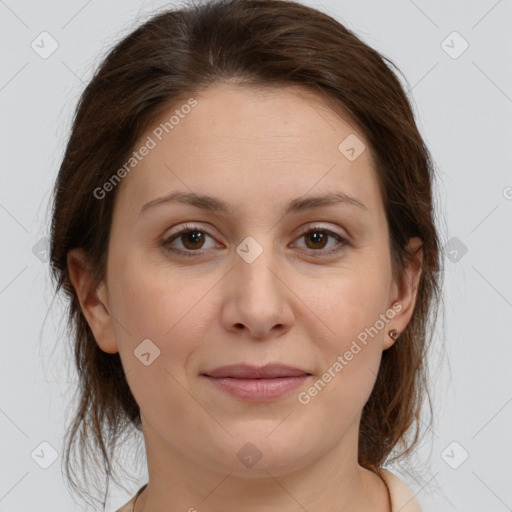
[202,364,311,379]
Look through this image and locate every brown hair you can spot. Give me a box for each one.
[49,0,444,508]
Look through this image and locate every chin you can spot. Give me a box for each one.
[201,430,317,477]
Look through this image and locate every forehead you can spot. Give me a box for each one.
[114,83,384,222]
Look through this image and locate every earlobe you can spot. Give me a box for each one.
[67,248,119,354]
[384,237,423,350]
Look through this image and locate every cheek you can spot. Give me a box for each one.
[110,258,213,420]
[299,290,386,431]
[311,262,391,345]
[304,264,390,402]
[109,249,211,340]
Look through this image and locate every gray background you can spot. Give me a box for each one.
[0,0,511,510]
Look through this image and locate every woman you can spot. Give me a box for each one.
[49,0,443,510]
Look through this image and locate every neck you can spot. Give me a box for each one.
[134,419,390,512]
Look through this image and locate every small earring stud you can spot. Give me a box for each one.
[388,329,400,341]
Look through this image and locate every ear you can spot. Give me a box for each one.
[383,236,423,350]
[67,248,119,354]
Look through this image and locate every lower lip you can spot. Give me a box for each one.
[202,375,311,401]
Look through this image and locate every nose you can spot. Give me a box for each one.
[220,242,295,341]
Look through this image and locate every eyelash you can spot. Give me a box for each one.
[161,223,349,258]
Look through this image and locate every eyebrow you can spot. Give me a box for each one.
[139,190,368,218]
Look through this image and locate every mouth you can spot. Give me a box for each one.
[201,363,312,401]
[202,363,311,379]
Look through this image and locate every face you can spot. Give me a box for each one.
[69,83,421,479]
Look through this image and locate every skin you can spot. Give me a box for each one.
[68,83,422,512]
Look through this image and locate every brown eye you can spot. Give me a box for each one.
[179,230,206,250]
[162,224,349,259]
[162,225,219,257]
[292,227,349,256]
[304,230,329,250]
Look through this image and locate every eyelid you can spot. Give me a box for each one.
[295,222,348,238]
[163,221,348,239]
[160,221,352,260]
[163,222,218,242]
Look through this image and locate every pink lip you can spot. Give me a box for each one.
[203,363,310,379]
[201,364,311,401]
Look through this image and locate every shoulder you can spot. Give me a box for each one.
[379,469,423,512]
[115,483,147,512]
[114,476,420,511]
[115,497,134,512]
